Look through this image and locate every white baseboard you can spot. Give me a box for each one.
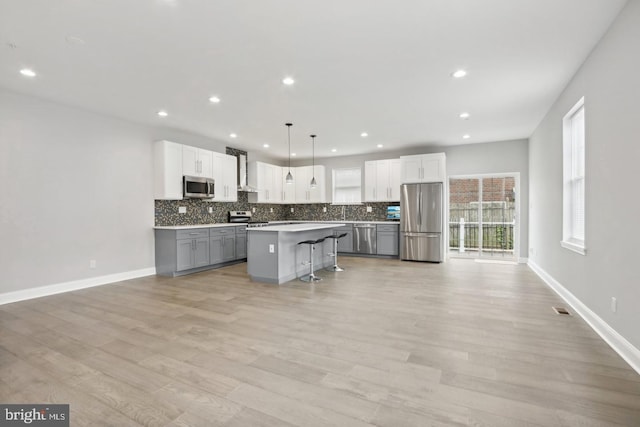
[528,260,640,375]
[0,267,156,305]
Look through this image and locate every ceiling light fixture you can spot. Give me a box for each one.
[209,96,220,103]
[377,144,383,148]
[229,133,237,138]
[20,68,36,77]
[282,76,295,85]
[459,112,470,119]
[157,110,168,117]
[331,148,337,153]
[310,134,317,188]
[285,123,294,185]
[361,132,368,137]
[463,134,471,139]
[291,153,297,157]
[263,144,270,148]
[452,69,467,78]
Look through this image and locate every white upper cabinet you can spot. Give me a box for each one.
[295,165,326,203]
[281,167,296,203]
[154,140,183,200]
[248,161,282,203]
[400,153,446,183]
[182,145,213,178]
[364,158,401,202]
[211,153,237,202]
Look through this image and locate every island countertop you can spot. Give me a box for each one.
[247,223,344,232]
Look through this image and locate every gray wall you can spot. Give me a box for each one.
[296,139,530,258]
[0,88,240,293]
[529,1,640,349]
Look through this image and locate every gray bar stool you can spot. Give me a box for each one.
[325,233,348,272]
[298,238,326,282]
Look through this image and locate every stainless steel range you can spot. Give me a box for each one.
[228,211,269,227]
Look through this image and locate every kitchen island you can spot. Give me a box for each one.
[247,223,345,284]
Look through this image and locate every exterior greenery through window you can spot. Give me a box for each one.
[561,97,586,255]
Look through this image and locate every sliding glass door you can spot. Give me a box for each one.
[449,175,518,260]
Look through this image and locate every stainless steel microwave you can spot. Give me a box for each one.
[183,175,214,199]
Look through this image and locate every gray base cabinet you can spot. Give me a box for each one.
[333,225,354,253]
[155,226,245,277]
[377,224,399,256]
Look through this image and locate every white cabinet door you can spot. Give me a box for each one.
[388,159,401,201]
[308,166,325,203]
[400,154,423,183]
[212,153,238,201]
[182,146,213,178]
[400,153,446,183]
[223,154,237,202]
[282,168,296,203]
[154,140,183,199]
[248,161,280,203]
[364,161,377,202]
[295,166,311,203]
[376,160,390,201]
[182,145,199,176]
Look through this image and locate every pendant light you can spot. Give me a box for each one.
[310,134,317,188]
[285,123,294,184]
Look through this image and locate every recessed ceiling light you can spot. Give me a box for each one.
[282,77,295,85]
[263,144,270,148]
[331,148,337,153]
[463,134,471,139]
[452,69,467,78]
[291,153,297,157]
[229,133,237,138]
[209,96,220,103]
[459,112,470,119]
[377,144,383,148]
[360,132,368,137]
[20,68,36,77]
[66,35,86,45]
[157,110,168,117]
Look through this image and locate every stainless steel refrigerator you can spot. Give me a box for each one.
[400,183,443,262]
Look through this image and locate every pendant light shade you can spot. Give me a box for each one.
[310,134,317,188]
[285,123,294,185]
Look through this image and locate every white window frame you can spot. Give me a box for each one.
[332,167,363,205]
[561,97,586,255]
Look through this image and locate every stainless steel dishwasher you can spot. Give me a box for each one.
[353,223,377,254]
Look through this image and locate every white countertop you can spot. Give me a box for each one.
[247,223,345,232]
[154,223,247,230]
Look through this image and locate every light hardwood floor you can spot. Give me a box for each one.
[1,257,639,426]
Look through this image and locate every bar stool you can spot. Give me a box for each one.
[298,238,326,282]
[325,233,348,272]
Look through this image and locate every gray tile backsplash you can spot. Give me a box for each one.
[155,193,399,226]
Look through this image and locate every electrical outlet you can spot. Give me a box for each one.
[89,259,96,269]
[323,207,327,213]
[270,207,273,213]
[366,206,372,213]
[208,207,213,213]
[611,297,617,313]
[252,207,256,213]
[269,244,275,253]
[290,207,294,213]
[178,206,186,214]
[529,247,534,255]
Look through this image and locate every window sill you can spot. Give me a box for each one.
[561,240,586,255]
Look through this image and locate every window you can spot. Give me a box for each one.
[561,97,586,255]
[332,167,362,204]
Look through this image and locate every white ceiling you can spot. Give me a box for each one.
[0,0,627,159]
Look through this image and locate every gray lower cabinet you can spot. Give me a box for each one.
[155,226,245,277]
[377,224,399,256]
[210,227,236,264]
[236,226,247,259]
[333,225,354,253]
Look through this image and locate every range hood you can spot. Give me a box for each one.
[236,153,258,192]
